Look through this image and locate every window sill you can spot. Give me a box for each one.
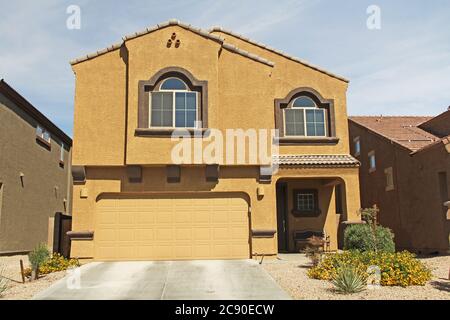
[36,136,51,150]
[135,128,209,137]
[276,137,339,145]
[292,209,321,218]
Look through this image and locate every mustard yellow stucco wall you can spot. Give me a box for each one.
[70,24,361,260]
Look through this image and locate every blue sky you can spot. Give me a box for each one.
[1,0,449,136]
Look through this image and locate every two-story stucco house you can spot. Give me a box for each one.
[69,20,361,261]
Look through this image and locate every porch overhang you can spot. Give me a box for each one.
[273,154,360,168]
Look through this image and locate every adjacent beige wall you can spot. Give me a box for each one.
[0,93,72,254]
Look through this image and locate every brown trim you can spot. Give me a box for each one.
[205,164,219,182]
[259,165,272,183]
[274,87,336,141]
[36,135,51,150]
[67,230,94,241]
[72,166,86,183]
[137,67,208,131]
[251,229,276,238]
[277,137,339,145]
[127,165,142,183]
[135,128,210,137]
[0,79,72,146]
[167,165,181,183]
[292,188,321,217]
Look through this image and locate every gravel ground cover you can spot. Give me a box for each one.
[262,254,450,300]
[0,255,66,300]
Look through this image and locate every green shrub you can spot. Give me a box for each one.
[344,224,395,252]
[24,253,80,277]
[308,250,432,287]
[28,243,50,270]
[331,265,366,294]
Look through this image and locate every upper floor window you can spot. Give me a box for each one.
[150,77,198,128]
[284,96,326,137]
[36,125,50,143]
[385,167,394,191]
[275,87,336,142]
[368,151,376,172]
[354,136,361,156]
[60,142,65,162]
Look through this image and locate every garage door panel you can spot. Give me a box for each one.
[95,196,249,261]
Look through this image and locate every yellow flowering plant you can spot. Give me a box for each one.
[307,250,432,287]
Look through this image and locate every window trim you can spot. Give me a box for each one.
[292,189,321,217]
[137,67,208,136]
[274,87,338,144]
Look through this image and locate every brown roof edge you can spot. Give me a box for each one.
[348,118,414,154]
[410,135,450,155]
[70,19,275,67]
[209,26,349,83]
[0,79,72,146]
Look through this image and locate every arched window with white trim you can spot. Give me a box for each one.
[284,96,326,137]
[150,77,198,128]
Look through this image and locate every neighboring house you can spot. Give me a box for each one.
[349,110,450,254]
[69,19,361,261]
[0,79,73,255]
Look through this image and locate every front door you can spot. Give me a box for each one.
[276,182,288,252]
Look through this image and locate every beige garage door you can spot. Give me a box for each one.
[94,195,250,261]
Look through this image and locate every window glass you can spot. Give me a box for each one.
[160,78,187,90]
[285,109,305,136]
[297,193,315,211]
[293,96,316,108]
[60,143,64,162]
[151,92,173,127]
[354,138,361,155]
[305,109,325,136]
[369,153,376,170]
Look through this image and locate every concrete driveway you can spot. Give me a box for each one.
[33,259,291,300]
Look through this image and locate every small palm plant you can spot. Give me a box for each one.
[331,265,366,294]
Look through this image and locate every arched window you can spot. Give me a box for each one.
[284,96,326,137]
[150,77,198,128]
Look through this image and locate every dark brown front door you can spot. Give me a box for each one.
[276,182,288,252]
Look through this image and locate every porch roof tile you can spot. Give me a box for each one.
[274,154,360,167]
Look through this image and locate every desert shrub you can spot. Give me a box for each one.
[24,253,80,277]
[344,224,395,253]
[0,267,8,297]
[308,250,432,287]
[304,236,325,266]
[331,265,366,294]
[28,243,50,270]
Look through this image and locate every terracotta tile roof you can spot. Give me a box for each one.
[349,116,440,151]
[209,27,349,83]
[70,19,274,67]
[274,154,360,167]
